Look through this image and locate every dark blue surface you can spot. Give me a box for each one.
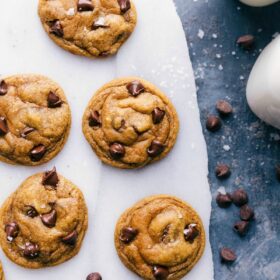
[174,1,280,279]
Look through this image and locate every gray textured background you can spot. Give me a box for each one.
[174,0,280,279]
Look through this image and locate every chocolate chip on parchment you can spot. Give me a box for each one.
[21,127,35,138]
[206,115,221,132]
[109,143,125,160]
[78,0,94,12]
[153,266,169,280]
[86,273,102,280]
[24,242,40,259]
[49,20,64,37]
[231,188,248,207]
[48,91,62,108]
[41,209,57,228]
[184,224,199,242]
[26,206,38,218]
[5,222,19,242]
[42,167,59,188]
[0,80,8,96]
[30,144,46,162]
[220,247,236,263]
[126,81,145,97]
[237,34,255,50]
[62,230,78,245]
[216,100,233,116]
[152,108,165,124]
[233,221,249,236]
[216,193,232,208]
[89,111,101,127]
[240,205,254,221]
[147,140,165,158]
[215,164,231,179]
[120,227,138,244]
[0,117,8,136]
[117,0,131,13]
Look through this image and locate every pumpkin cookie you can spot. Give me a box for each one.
[38,0,137,57]
[0,74,71,165]
[82,77,179,169]
[0,168,88,269]
[115,195,205,280]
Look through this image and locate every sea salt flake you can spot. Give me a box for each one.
[223,145,230,151]
[197,29,205,39]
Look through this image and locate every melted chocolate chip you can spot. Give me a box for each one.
[5,222,19,242]
[233,221,249,236]
[184,224,199,242]
[109,143,125,160]
[152,108,165,124]
[48,91,62,108]
[0,117,8,136]
[41,209,57,228]
[216,193,232,208]
[216,100,233,116]
[21,127,35,138]
[49,20,64,37]
[237,34,255,50]
[42,167,59,188]
[23,242,40,259]
[26,206,39,218]
[0,80,8,96]
[215,164,231,179]
[220,247,237,263]
[29,144,46,162]
[126,81,145,97]
[153,266,169,280]
[147,140,165,158]
[119,227,138,244]
[89,111,101,127]
[62,230,78,245]
[86,273,102,280]
[231,188,248,207]
[240,205,254,221]
[77,0,94,12]
[206,115,221,132]
[117,0,131,13]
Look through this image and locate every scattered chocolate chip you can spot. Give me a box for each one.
[231,188,248,207]
[109,143,125,160]
[233,221,249,236]
[89,111,101,127]
[220,247,236,263]
[153,266,169,280]
[48,91,62,108]
[216,193,232,208]
[42,167,59,188]
[21,127,35,138]
[0,117,8,136]
[147,140,165,158]
[49,20,64,37]
[117,0,131,13]
[62,230,78,245]
[152,108,165,124]
[77,0,94,12]
[237,34,255,50]
[0,80,8,96]
[206,115,221,132]
[215,164,231,179]
[240,205,254,221]
[184,224,199,242]
[5,222,19,242]
[216,100,233,116]
[126,81,145,97]
[275,164,280,181]
[41,209,57,228]
[86,273,102,280]
[29,144,46,162]
[23,242,40,259]
[26,206,38,218]
[119,227,138,244]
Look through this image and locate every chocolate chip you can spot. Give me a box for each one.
[42,167,59,188]
[233,221,249,236]
[109,143,125,160]
[184,224,199,242]
[5,222,19,242]
[62,230,78,245]
[48,91,62,108]
[237,34,255,50]
[231,188,248,207]
[0,117,8,136]
[153,266,169,280]
[216,193,232,208]
[215,164,231,179]
[275,164,280,181]
[147,140,165,158]
[23,242,40,259]
[92,18,108,30]
[21,127,35,138]
[86,273,102,280]
[206,115,221,132]
[29,144,46,162]
[240,205,254,221]
[126,81,145,97]
[77,0,94,12]
[220,247,236,263]
[152,108,165,124]
[26,206,38,218]
[0,80,8,96]
[89,111,101,127]
[99,51,110,57]
[119,227,138,244]
[49,20,64,37]
[216,100,233,116]
[117,0,131,13]
[41,209,57,228]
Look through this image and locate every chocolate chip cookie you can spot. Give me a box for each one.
[0,261,4,280]
[0,168,88,268]
[115,195,205,280]
[82,78,179,169]
[0,74,71,165]
[38,0,137,58]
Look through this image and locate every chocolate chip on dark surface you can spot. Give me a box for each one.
[220,247,237,263]
[49,20,64,37]
[152,108,165,124]
[62,230,78,245]
[117,0,131,13]
[48,91,62,108]
[109,143,125,160]
[216,193,232,208]
[206,115,221,132]
[41,209,57,228]
[0,80,8,96]
[42,167,59,188]
[21,127,35,138]
[5,222,19,242]
[77,0,94,12]
[30,144,46,162]
[275,164,280,181]
[216,100,233,116]
[147,140,165,158]
[215,164,231,179]
[126,81,145,96]
[231,188,248,207]
[89,111,101,127]
[119,227,138,244]
[240,204,254,221]
[0,117,8,136]
[86,273,102,280]
[26,206,39,218]
[153,266,169,280]
[237,34,255,50]
[233,221,249,236]
[23,242,40,259]
[184,224,199,242]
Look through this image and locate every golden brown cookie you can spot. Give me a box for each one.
[38,0,137,58]
[115,195,205,280]
[82,78,179,169]
[0,74,71,166]
[0,261,4,280]
[0,168,88,269]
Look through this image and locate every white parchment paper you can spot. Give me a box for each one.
[0,0,213,279]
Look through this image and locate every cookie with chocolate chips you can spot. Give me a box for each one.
[0,261,4,280]
[115,195,205,280]
[82,77,179,169]
[0,74,71,165]
[38,0,137,58]
[0,168,88,268]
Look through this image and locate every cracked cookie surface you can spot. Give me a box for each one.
[0,261,4,280]
[0,168,88,268]
[0,74,71,166]
[115,195,205,280]
[82,77,179,169]
[38,0,137,57]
